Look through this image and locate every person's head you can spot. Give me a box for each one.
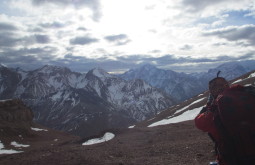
[209,72,229,99]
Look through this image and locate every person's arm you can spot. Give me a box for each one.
[195,107,215,132]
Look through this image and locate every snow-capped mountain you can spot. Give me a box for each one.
[120,64,206,102]
[192,60,255,81]
[120,61,255,102]
[136,69,255,128]
[0,65,175,137]
[1,60,254,137]
[14,65,87,99]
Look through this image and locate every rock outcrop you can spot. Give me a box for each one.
[0,99,34,137]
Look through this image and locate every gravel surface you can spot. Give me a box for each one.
[0,120,216,165]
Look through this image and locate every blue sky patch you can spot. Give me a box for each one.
[196,10,255,28]
[224,10,255,26]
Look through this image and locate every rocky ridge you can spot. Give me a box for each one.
[0,65,175,137]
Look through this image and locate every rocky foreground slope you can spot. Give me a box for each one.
[0,97,214,165]
[0,119,214,165]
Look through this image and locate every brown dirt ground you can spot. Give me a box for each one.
[0,120,216,165]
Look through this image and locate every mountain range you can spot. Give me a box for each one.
[0,67,254,165]
[0,60,254,137]
[0,65,174,137]
[120,60,255,102]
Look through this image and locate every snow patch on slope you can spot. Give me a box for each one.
[11,141,30,148]
[148,107,202,127]
[0,141,23,154]
[174,97,206,114]
[31,127,48,131]
[249,72,255,78]
[232,71,255,84]
[82,132,115,145]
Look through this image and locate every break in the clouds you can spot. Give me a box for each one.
[181,0,253,14]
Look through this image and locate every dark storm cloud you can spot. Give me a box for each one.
[1,47,58,59]
[70,36,99,45]
[0,32,22,47]
[0,22,18,31]
[203,25,255,46]
[104,34,131,46]
[35,34,51,44]
[0,22,21,47]
[0,22,44,48]
[1,33,51,47]
[31,0,102,21]
[0,46,59,70]
[0,53,38,64]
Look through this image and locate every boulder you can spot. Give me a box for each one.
[0,99,34,137]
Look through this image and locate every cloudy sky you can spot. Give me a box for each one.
[0,0,255,73]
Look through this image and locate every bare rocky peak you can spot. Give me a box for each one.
[86,67,115,81]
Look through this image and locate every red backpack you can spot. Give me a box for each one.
[214,85,255,164]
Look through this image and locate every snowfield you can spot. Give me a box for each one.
[174,97,206,114]
[82,132,115,145]
[148,107,202,127]
[148,96,206,127]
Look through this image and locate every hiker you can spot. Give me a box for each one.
[195,72,255,165]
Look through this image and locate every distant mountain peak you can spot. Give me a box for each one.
[0,63,7,68]
[140,64,157,70]
[37,65,71,74]
[89,67,112,78]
